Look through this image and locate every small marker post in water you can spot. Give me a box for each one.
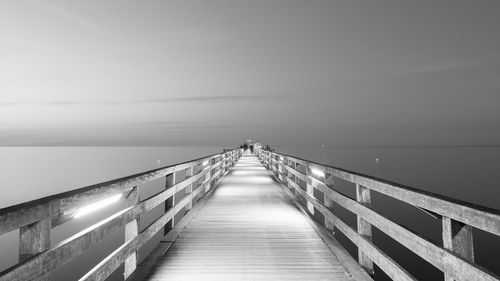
[376,158,379,168]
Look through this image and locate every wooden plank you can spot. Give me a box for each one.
[146,155,366,281]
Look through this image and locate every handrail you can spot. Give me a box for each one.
[0,148,242,281]
[259,149,500,281]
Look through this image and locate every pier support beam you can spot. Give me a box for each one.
[356,184,374,275]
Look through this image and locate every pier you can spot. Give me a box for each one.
[1,147,499,281]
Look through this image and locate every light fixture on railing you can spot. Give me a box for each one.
[73,194,122,218]
[310,168,325,178]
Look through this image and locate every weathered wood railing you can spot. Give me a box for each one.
[0,148,242,281]
[259,149,500,281]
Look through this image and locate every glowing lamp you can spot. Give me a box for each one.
[73,194,122,218]
[310,168,325,178]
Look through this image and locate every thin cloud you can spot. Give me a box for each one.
[0,94,300,107]
[388,58,500,75]
[41,1,106,34]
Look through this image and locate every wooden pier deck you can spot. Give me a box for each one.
[145,155,368,281]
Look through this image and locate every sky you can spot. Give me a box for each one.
[1,0,500,147]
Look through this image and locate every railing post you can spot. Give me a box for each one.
[324,174,335,233]
[164,172,176,235]
[277,156,283,182]
[269,153,273,172]
[211,157,216,182]
[282,157,286,182]
[222,154,226,174]
[124,187,139,279]
[270,153,274,171]
[442,217,474,281]
[305,165,315,214]
[223,153,226,173]
[218,155,222,179]
[293,161,299,197]
[356,183,374,274]
[185,166,194,211]
[19,211,51,280]
[275,155,280,176]
[283,158,290,189]
[205,158,212,192]
[224,152,229,174]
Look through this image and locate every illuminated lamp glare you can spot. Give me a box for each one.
[73,194,122,218]
[311,168,325,178]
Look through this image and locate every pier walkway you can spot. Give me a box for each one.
[1,146,500,281]
[146,155,367,281]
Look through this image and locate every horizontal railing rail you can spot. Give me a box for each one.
[0,148,242,281]
[259,149,500,281]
